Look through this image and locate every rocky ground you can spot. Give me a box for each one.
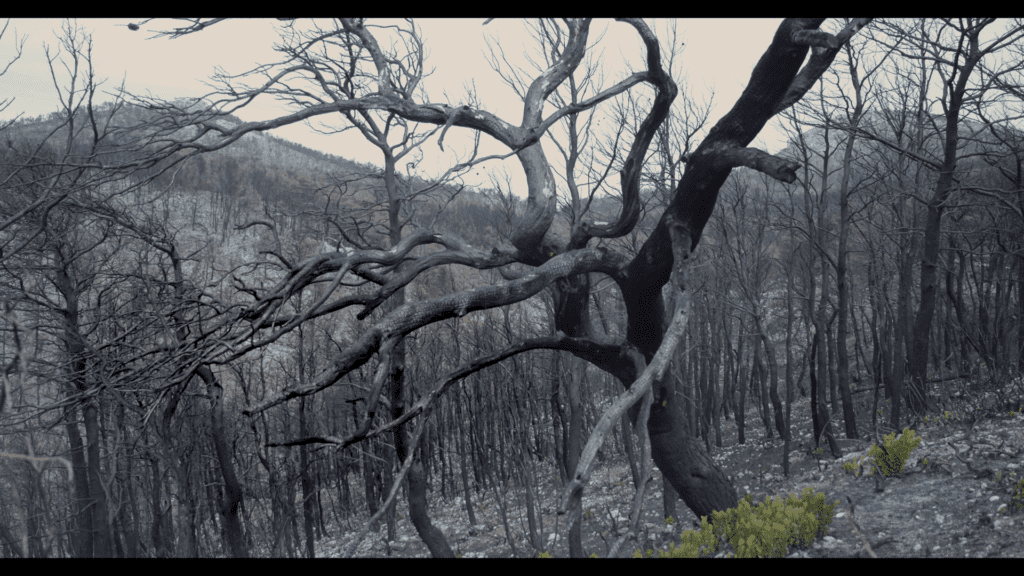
[316,381,1024,557]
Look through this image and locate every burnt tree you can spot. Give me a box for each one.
[136,18,870,541]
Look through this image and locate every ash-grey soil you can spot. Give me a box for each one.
[321,384,1024,558]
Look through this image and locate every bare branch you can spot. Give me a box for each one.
[718,146,801,183]
[241,245,629,415]
[775,18,873,114]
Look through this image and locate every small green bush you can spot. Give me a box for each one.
[843,455,868,476]
[868,427,922,477]
[640,487,839,558]
[1005,478,1024,515]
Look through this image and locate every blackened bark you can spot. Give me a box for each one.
[810,329,842,458]
[647,394,738,521]
[736,330,747,445]
[156,381,194,557]
[783,262,795,477]
[64,410,92,557]
[754,337,773,439]
[613,19,856,521]
[299,397,315,559]
[197,366,248,558]
[159,241,245,558]
[552,276,589,557]
[890,221,915,429]
[55,264,112,558]
[836,106,859,439]
[760,330,787,441]
[148,456,170,558]
[83,400,113,558]
[406,453,455,557]
[565,362,584,558]
[522,461,543,551]
[621,414,640,490]
[391,318,454,557]
[662,474,678,523]
[1019,261,1024,372]
[810,336,821,443]
[908,21,989,413]
[455,405,476,527]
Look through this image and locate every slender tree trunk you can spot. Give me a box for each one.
[297,323,316,559]
[55,264,98,558]
[64,411,92,557]
[456,403,476,527]
[115,403,140,558]
[811,325,841,457]
[83,399,113,558]
[621,413,640,490]
[711,320,723,448]
[565,362,584,558]
[836,116,859,439]
[552,278,587,557]
[783,254,795,477]
[753,337,773,439]
[197,366,248,558]
[147,455,170,558]
[521,458,543,552]
[890,222,915,428]
[662,473,678,523]
[298,397,315,558]
[1018,259,1024,373]
[736,329,747,445]
[908,25,984,415]
[761,328,787,441]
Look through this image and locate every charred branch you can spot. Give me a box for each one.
[264,330,642,450]
[579,18,677,243]
[242,245,629,415]
[620,18,869,359]
[717,146,801,183]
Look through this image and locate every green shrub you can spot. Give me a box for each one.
[843,455,868,476]
[867,427,922,477]
[1005,478,1024,516]
[640,487,839,558]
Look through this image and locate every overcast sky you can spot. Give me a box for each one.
[0,18,790,194]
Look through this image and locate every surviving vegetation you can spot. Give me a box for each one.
[1,18,1023,557]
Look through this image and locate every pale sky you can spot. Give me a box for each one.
[0,18,790,194]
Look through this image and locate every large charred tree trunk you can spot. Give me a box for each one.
[606,18,867,522]
[552,277,588,556]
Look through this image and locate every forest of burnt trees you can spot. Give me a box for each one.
[1,18,1024,557]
